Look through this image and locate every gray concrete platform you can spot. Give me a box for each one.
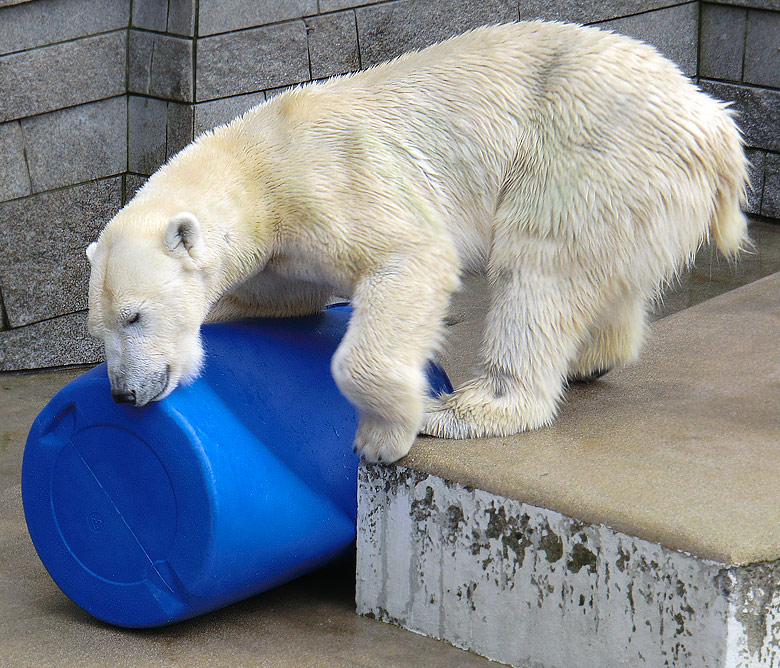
[357,271,780,667]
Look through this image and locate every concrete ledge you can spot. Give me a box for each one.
[357,465,780,667]
[356,272,780,667]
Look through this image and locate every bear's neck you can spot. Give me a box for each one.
[153,133,280,304]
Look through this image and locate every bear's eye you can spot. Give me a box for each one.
[126,312,141,326]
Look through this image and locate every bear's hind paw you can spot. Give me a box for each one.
[421,389,555,439]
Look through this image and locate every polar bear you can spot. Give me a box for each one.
[86,21,748,463]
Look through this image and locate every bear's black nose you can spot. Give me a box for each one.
[112,389,136,404]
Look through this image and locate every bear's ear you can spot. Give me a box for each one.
[164,212,203,267]
[86,242,98,264]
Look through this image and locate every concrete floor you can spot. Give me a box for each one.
[1,218,779,666]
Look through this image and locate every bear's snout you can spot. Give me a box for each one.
[112,388,136,404]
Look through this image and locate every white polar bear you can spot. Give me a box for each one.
[86,22,749,463]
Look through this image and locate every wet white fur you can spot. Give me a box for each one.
[87,22,749,462]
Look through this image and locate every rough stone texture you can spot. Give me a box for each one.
[22,96,126,193]
[0,31,126,123]
[198,0,317,35]
[700,3,747,81]
[0,178,123,327]
[196,21,310,101]
[598,2,699,76]
[763,153,780,219]
[166,102,194,159]
[356,0,519,67]
[306,11,361,79]
[124,173,148,203]
[518,0,685,23]
[128,30,194,102]
[711,0,780,9]
[745,148,766,214]
[743,9,780,89]
[132,0,196,36]
[194,91,266,135]
[167,0,197,36]
[128,95,167,175]
[357,464,780,668]
[0,311,103,371]
[0,0,129,56]
[319,0,364,10]
[0,121,30,202]
[700,80,780,153]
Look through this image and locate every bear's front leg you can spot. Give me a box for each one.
[331,255,457,463]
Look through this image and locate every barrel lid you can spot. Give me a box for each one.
[22,369,202,627]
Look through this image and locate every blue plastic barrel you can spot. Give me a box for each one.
[22,304,451,628]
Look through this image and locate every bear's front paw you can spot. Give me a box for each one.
[353,417,416,464]
[420,383,555,439]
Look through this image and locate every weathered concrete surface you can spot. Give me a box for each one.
[357,466,780,668]
[357,272,780,667]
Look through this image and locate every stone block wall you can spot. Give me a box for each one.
[0,0,128,370]
[0,0,777,371]
[699,1,780,219]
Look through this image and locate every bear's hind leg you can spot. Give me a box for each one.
[422,264,589,439]
[567,293,647,383]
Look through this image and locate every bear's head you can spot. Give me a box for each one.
[86,211,209,406]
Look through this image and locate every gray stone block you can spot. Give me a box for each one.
[597,2,699,76]
[0,178,122,327]
[22,96,127,194]
[518,0,682,23]
[166,102,194,159]
[197,22,310,101]
[356,0,521,68]
[128,95,167,175]
[124,173,149,203]
[307,11,360,79]
[700,80,780,152]
[319,0,363,10]
[128,30,194,102]
[762,152,780,219]
[709,0,780,9]
[131,0,167,31]
[745,148,766,215]
[0,121,30,202]
[194,91,266,135]
[198,0,317,36]
[744,9,780,89]
[699,3,746,81]
[132,0,195,36]
[168,0,196,37]
[0,0,129,56]
[0,31,126,123]
[0,311,103,371]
